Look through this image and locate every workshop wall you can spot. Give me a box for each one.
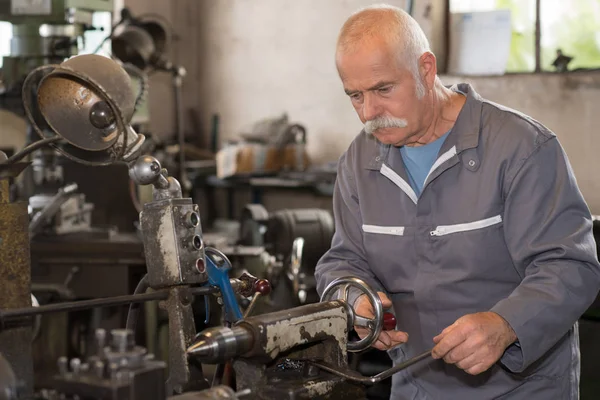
[123,0,201,140]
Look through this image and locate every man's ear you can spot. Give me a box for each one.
[420,52,437,91]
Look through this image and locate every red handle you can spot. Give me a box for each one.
[254,279,272,296]
[383,312,397,331]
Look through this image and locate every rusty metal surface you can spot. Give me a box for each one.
[140,198,208,289]
[190,299,358,399]
[238,300,348,365]
[21,57,141,166]
[235,272,259,298]
[38,75,118,151]
[0,182,33,397]
[0,180,7,204]
[229,301,360,399]
[162,286,208,395]
[37,54,135,151]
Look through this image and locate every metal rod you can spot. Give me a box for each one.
[443,0,451,75]
[174,73,187,194]
[243,293,262,318]
[3,137,62,165]
[0,285,219,320]
[534,0,541,72]
[406,0,414,15]
[311,349,432,385]
[2,291,167,319]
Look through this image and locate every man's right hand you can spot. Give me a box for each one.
[354,292,409,351]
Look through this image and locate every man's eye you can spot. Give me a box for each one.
[350,93,362,101]
[378,86,392,94]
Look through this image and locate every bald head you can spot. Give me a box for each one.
[336,4,431,97]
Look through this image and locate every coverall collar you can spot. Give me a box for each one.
[365,83,482,171]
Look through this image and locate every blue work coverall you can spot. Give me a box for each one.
[315,83,600,399]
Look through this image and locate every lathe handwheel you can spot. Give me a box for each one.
[320,277,383,353]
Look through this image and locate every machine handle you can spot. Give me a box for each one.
[354,312,396,331]
[243,279,271,318]
[383,312,396,331]
[254,279,271,296]
[205,247,243,322]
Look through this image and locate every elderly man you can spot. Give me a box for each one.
[315,4,600,399]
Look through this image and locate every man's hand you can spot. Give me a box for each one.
[431,312,517,375]
[354,292,408,351]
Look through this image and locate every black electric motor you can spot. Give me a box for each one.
[265,208,334,271]
[239,204,334,308]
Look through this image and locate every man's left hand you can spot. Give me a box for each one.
[431,312,517,375]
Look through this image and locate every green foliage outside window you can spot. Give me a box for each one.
[453,0,600,72]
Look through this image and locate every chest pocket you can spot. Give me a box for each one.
[427,213,517,314]
[429,214,502,236]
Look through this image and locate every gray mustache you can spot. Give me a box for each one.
[364,116,408,134]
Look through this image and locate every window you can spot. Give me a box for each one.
[0,22,12,69]
[450,0,600,73]
[0,11,113,69]
[79,11,113,57]
[540,0,600,71]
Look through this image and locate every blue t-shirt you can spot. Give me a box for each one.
[399,131,451,197]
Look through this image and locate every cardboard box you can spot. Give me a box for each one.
[216,142,310,179]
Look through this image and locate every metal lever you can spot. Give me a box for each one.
[243,279,271,318]
[311,349,432,384]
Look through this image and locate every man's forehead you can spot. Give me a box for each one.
[336,42,404,85]
[338,56,405,91]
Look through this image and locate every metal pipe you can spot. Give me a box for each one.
[3,137,62,165]
[406,0,414,15]
[174,72,187,194]
[310,349,432,385]
[125,274,150,332]
[243,293,261,318]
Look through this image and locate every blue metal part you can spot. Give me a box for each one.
[204,295,210,325]
[204,248,243,322]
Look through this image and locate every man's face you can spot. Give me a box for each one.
[337,39,428,146]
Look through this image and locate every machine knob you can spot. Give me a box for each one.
[254,279,271,296]
[383,312,396,331]
[89,101,115,130]
[129,155,162,185]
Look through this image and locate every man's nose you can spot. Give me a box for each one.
[362,93,381,122]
